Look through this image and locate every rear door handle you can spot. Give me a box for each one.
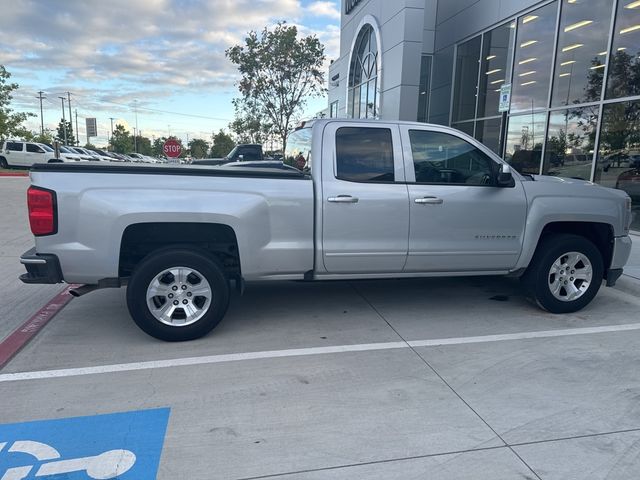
[328,195,359,204]
[415,196,444,205]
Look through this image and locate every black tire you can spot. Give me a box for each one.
[522,234,603,314]
[0,156,8,169]
[126,248,230,341]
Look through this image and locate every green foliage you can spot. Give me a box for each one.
[188,138,209,158]
[56,119,75,145]
[84,142,96,149]
[109,124,133,154]
[226,22,325,153]
[151,136,166,157]
[32,129,55,145]
[210,130,235,158]
[133,135,152,156]
[230,97,273,145]
[0,65,35,141]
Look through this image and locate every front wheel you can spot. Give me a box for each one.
[126,248,230,341]
[522,234,604,314]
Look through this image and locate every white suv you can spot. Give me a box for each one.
[0,141,60,168]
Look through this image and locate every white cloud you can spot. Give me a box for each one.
[306,1,341,19]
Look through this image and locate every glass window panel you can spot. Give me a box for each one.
[330,101,339,118]
[594,100,640,230]
[452,36,481,122]
[475,117,503,155]
[552,0,613,106]
[504,113,547,174]
[543,106,598,180]
[284,127,313,173]
[409,130,495,185]
[606,0,640,99]
[511,1,558,113]
[366,79,376,118]
[360,81,368,119]
[336,127,394,182]
[452,121,475,136]
[478,22,515,118]
[418,55,432,123]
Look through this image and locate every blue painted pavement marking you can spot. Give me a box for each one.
[0,408,170,479]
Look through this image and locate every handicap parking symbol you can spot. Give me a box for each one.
[0,408,170,479]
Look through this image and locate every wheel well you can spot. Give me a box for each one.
[539,222,614,271]
[119,223,240,279]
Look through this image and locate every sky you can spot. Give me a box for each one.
[0,0,341,147]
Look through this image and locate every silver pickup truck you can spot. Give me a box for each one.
[20,119,633,341]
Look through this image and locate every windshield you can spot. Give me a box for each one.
[40,144,54,152]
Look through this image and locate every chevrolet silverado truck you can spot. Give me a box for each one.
[20,119,633,341]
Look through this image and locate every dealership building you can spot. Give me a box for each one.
[327,0,640,227]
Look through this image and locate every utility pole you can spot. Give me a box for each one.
[74,110,79,146]
[108,117,115,150]
[36,91,46,136]
[134,100,139,153]
[58,97,67,145]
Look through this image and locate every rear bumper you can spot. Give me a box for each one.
[19,247,63,284]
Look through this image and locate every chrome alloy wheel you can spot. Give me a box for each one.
[548,252,593,302]
[146,267,212,326]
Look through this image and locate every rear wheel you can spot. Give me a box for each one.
[126,248,230,341]
[522,234,603,313]
[0,157,8,169]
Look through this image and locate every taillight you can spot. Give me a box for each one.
[27,186,57,236]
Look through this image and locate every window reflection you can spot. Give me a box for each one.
[475,118,502,155]
[417,55,432,123]
[478,22,515,118]
[552,0,613,106]
[511,1,558,113]
[543,107,598,180]
[505,113,546,174]
[452,121,475,137]
[606,0,640,99]
[594,100,640,231]
[452,36,481,122]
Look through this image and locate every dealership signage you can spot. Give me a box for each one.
[85,118,97,137]
[345,0,362,14]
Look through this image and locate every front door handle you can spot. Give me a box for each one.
[415,196,444,205]
[328,195,359,204]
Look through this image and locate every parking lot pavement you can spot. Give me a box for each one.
[2,179,640,479]
[0,178,63,341]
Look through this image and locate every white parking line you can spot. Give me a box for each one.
[1,323,640,383]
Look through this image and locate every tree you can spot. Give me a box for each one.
[226,22,325,154]
[109,124,133,153]
[133,135,152,156]
[152,136,166,157]
[32,129,55,145]
[188,138,209,158]
[210,130,235,158]
[56,119,75,145]
[229,97,273,145]
[0,65,35,140]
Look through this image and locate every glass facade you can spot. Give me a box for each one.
[417,55,432,123]
[449,0,640,230]
[348,24,379,119]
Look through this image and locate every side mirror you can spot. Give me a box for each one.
[497,164,515,188]
[238,154,244,162]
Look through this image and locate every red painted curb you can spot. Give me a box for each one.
[0,285,78,369]
[0,172,28,177]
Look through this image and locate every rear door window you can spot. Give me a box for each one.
[6,142,23,151]
[335,127,394,182]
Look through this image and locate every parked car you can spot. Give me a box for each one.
[19,119,633,341]
[192,144,265,166]
[0,140,60,167]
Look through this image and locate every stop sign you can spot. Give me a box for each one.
[163,139,182,158]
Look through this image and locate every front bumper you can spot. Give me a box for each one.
[605,235,633,287]
[19,247,63,284]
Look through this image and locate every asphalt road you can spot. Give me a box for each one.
[1,176,640,480]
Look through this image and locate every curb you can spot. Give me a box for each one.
[0,172,28,177]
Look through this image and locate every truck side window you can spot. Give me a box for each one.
[26,143,42,153]
[409,130,494,185]
[6,142,23,151]
[336,127,394,182]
